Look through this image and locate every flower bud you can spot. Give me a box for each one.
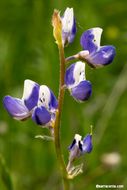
[52,10,62,45]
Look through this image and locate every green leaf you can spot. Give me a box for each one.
[35,135,54,141]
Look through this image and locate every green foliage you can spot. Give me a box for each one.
[0,0,127,189]
[0,154,13,190]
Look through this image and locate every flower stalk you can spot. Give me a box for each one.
[54,43,70,190]
[65,54,79,64]
[52,10,70,190]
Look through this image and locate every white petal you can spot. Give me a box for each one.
[79,50,89,58]
[62,8,74,33]
[92,27,103,47]
[38,85,50,109]
[74,134,82,146]
[73,61,86,86]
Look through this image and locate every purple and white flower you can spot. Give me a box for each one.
[61,7,76,46]
[65,61,92,102]
[79,27,116,68]
[68,133,93,163]
[3,79,58,127]
[32,84,58,126]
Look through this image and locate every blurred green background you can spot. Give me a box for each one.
[0,0,127,189]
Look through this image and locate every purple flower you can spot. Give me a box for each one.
[32,84,58,126]
[61,7,76,46]
[80,27,116,68]
[3,80,39,121]
[3,80,58,127]
[65,61,92,102]
[68,133,93,162]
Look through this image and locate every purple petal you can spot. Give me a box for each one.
[68,139,76,150]
[22,80,39,111]
[80,28,102,53]
[65,62,86,89]
[49,90,58,111]
[86,45,116,68]
[82,134,93,153]
[68,134,82,161]
[65,63,75,87]
[3,96,30,120]
[80,28,116,68]
[68,17,77,43]
[71,80,92,102]
[32,106,51,126]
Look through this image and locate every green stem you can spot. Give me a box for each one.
[54,44,70,190]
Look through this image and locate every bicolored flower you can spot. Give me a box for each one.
[61,7,76,46]
[65,61,92,102]
[32,84,58,126]
[79,27,116,68]
[3,80,58,127]
[68,133,92,163]
[3,80,39,121]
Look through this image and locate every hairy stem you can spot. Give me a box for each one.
[54,43,70,190]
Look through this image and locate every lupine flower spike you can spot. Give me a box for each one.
[3,80,58,129]
[79,27,116,68]
[65,61,92,102]
[61,7,76,46]
[3,7,117,188]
